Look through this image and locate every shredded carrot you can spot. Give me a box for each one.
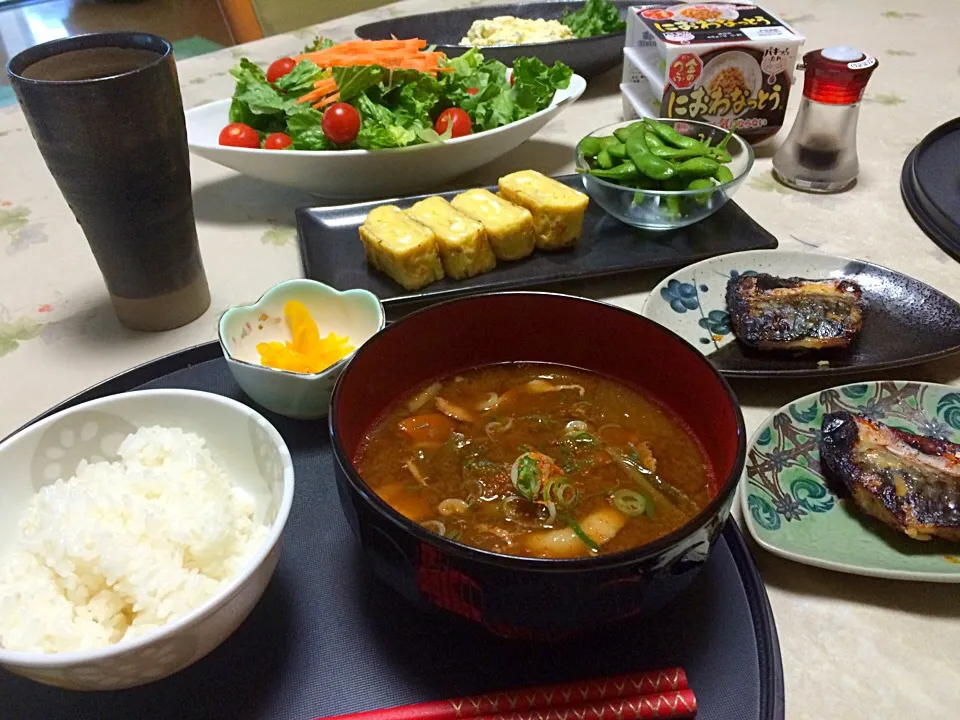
[291,38,454,108]
[314,93,341,109]
[294,37,450,77]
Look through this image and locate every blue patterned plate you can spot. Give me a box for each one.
[741,380,960,582]
[640,249,960,378]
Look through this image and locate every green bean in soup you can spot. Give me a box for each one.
[354,364,715,559]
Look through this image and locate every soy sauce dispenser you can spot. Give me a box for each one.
[772,47,878,193]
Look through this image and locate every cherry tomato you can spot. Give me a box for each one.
[466,87,479,95]
[264,132,293,150]
[322,102,361,145]
[218,122,260,149]
[435,108,472,138]
[510,74,515,86]
[266,57,297,84]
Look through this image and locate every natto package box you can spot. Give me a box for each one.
[622,3,805,142]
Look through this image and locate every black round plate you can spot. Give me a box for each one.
[0,342,784,720]
[900,117,960,263]
[354,1,638,79]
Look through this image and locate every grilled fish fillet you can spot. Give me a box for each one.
[819,411,960,541]
[726,274,863,351]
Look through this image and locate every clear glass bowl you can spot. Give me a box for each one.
[575,119,755,231]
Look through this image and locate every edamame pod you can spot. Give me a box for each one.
[588,161,640,181]
[607,142,628,159]
[578,137,602,158]
[686,178,715,206]
[674,156,720,179]
[642,117,701,150]
[715,165,735,184]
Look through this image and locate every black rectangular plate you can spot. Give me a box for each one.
[297,175,778,309]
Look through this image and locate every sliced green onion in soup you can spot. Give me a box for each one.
[551,481,580,509]
[611,489,648,517]
[438,498,470,516]
[511,453,543,501]
[421,520,446,535]
[559,510,600,552]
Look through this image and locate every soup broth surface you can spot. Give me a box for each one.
[355,364,715,559]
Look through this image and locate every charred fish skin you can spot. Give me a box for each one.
[819,411,960,542]
[726,274,864,351]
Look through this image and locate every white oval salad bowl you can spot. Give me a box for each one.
[185,74,585,199]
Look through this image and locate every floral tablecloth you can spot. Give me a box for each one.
[1,0,958,716]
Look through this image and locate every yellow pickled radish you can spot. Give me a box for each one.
[256,300,354,374]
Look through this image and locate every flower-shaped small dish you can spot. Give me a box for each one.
[219,279,385,420]
[576,119,753,231]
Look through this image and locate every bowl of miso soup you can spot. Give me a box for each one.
[329,292,745,637]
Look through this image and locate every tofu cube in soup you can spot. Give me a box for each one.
[450,188,536,261]
[498,170,589,251]
[405,197,497,280]
[359,205,444,291]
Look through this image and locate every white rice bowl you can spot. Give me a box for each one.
[0,389,294,691]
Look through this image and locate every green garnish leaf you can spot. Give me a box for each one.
[561,0,627,38]
[510,57,572,121]
[302,36,336,53]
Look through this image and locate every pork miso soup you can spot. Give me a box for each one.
[355,364,716,559]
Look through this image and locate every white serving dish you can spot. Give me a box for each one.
[184,74,586,200]
[0,389,294,691]
[219,279,385,420]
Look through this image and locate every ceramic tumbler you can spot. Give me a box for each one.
[7,32,210,332]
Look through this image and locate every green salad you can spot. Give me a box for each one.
[220,40,573,152]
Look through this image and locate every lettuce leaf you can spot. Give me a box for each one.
[302,36,336,53]
[274,59,325,97]
[511,57,573,120]
[354,95,422,149]
[561,0,626,38]
[332,65,389,100]
[228,58,291,132]
[286,108,334,150]
[386,70,443,119]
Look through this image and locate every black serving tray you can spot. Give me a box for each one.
[297,175,778,310]
[901,116,960,263]
[0,343,785,720]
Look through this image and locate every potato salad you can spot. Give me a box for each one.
[461,17,575,47]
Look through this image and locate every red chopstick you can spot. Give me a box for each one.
[475,692,697,720]
[314,669,693,720]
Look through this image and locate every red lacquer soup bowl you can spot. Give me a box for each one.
[329,292,746,637]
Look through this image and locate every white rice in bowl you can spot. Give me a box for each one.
[0,426,269,654]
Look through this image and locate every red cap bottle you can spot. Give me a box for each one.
[772,47,879,192]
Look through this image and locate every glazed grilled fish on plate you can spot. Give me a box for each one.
[726,274,864,351]
[820,411,960,541]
